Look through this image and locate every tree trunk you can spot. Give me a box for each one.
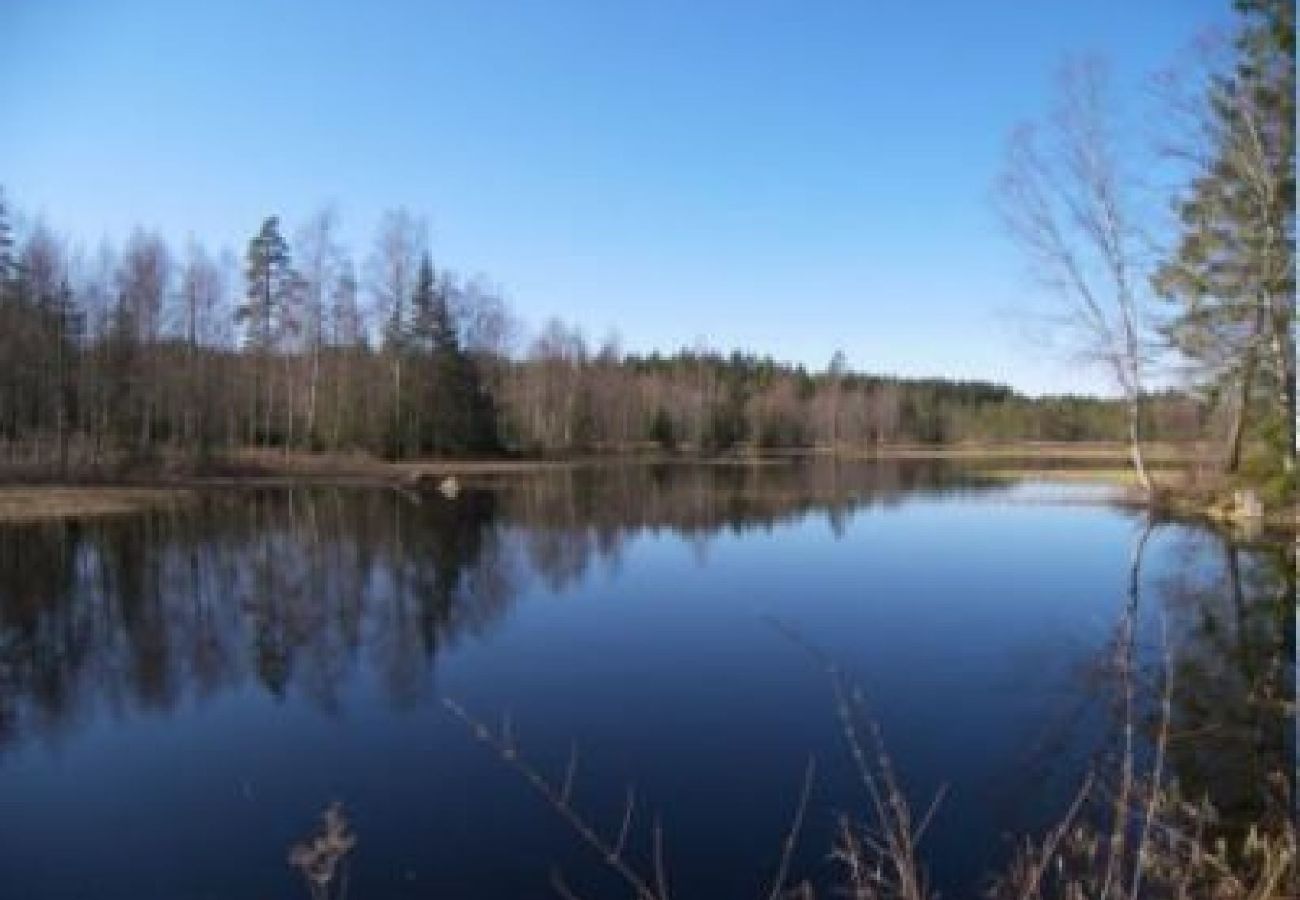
[1126,390,1153,497]
[264,360,274,449]
[332,352,345,450]
[392,354,403,457]
[306,340,320,448]
[1269,324,1295,474]
[284,354,294,454]
[1223,352,1256,474]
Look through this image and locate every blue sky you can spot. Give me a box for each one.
[1,1,1223,394]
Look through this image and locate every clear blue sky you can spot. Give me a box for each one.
[1,0,1223,394]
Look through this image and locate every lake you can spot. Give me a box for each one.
[0,461,1291,899]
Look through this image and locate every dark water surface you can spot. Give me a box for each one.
[0,461,1291,899]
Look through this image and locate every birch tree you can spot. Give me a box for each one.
[367,209,425,457]
[999,59,1159,495]
[295,208,344,448]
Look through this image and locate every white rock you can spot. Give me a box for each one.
[438,476,460,499]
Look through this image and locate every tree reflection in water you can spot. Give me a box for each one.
[1159,530,1295,836]
[0,486,508,745]
[0,460,964,747]
[0,459,1291,851]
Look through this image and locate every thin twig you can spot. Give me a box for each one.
[765,756,817,900]
[1129,608,1173,900]
[442,698,663,900]
[652,816,672,900]
[1016,771,1096,900]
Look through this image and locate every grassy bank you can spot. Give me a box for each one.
[837,440,1194,463]
[982,462,1298,534]
[1,440,1196,480]
[0,487,193,523]
[0,441,1230,524]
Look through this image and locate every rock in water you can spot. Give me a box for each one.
[1233,488,1261,518]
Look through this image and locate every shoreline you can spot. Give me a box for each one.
[0,487,197,523]
[3,442,1283,531]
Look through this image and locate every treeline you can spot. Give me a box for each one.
[0,197,1203,473]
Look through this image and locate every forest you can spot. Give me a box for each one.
[0,198,1203,474]
[0,0,1292,510]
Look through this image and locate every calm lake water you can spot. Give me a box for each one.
[0,461,1291,899]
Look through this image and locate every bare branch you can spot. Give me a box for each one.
[765,756,817,900]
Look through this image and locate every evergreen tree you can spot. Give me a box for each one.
[410,254,497,454]
[649,407,677,451]
[239,216,294,352]
[1154,0,1295,475]
[237,216,295,445]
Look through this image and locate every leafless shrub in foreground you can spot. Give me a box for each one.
[769,618,943,900]
[442,697,818,900]
[990,771,1294,900]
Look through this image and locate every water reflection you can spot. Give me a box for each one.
[0,488,506,744]
[0,461,1291,897]
[1160,532,1295,831]
[0,460,984,747]
[0,466,1291,791]
[1005,517,1294,841]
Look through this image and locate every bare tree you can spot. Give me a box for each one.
[999,58,1159,495]
[116,229,171,452]
[366,209,426,456]
[295,208,344,448]
[177,240,228,449]
[522,318,589,452]
[327,256,365,449]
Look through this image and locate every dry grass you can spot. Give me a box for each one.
[225,448,582,479]
[979,467,1172,486]
[289,802,356,900]
[0,486,193,523]
[834,442,1197,463]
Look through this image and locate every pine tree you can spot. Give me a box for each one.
[649,407,676,451]
[409,254,497,455]
[407,254,439,353]
[1154,0,1295,475]
[237,216,295,446]
[239,216,294,352]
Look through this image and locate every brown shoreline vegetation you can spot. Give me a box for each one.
[0,441,1188,521]
[0,486,194,522]
[3,440,1294,534]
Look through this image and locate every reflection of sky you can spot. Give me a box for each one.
[0,478,1267,898]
